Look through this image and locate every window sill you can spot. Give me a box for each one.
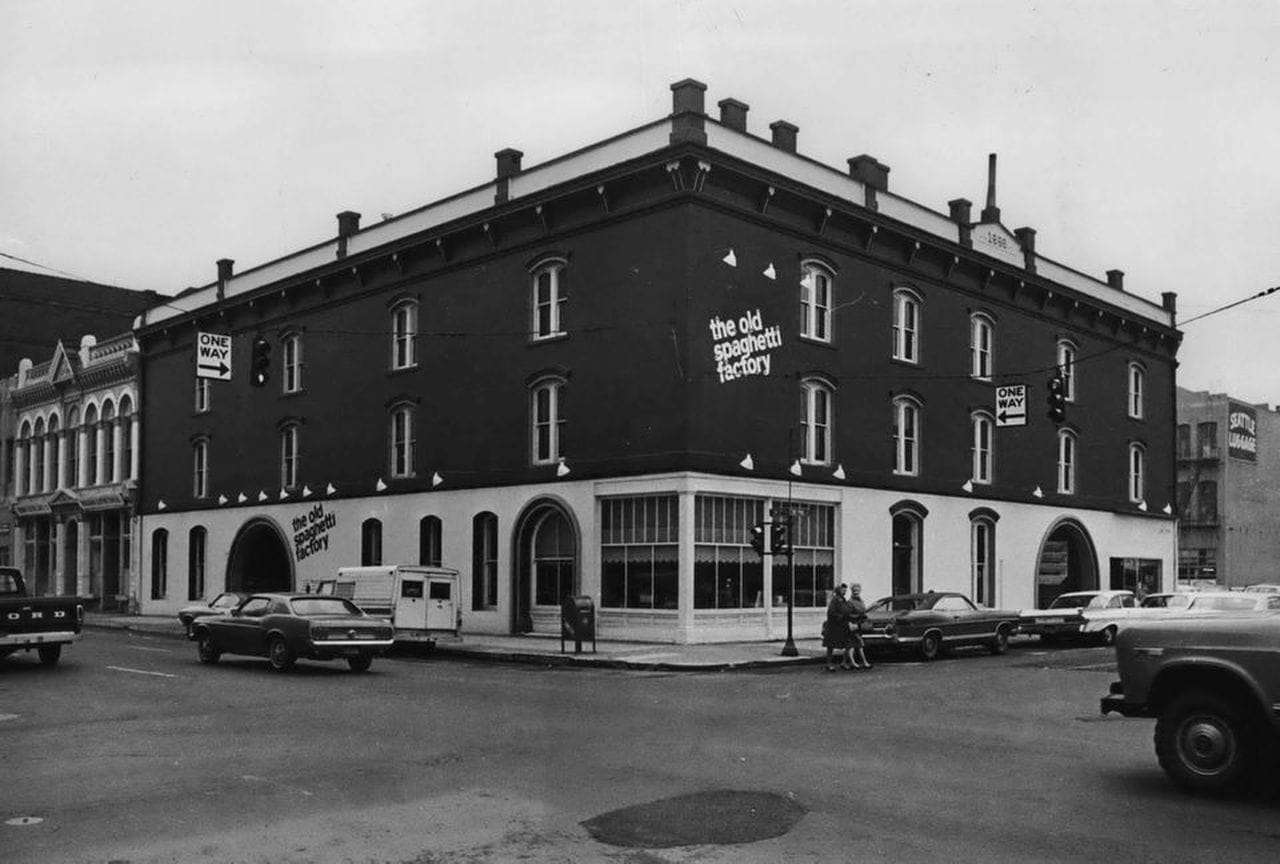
[797,335,835,350]
[529,332,570,346]
[387,364,419,377]
[281,388,305,399]
[890,356,920,368]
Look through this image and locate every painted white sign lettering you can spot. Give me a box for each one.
[709,308,783,383]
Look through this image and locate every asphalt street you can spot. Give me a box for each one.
[3,630,1279,863]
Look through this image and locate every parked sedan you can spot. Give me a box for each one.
[860,591,1020,660]
[1019,589,1139,645]
[193,594,394,672]
[177,591,247,639]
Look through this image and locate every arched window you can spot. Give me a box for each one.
[530,377,564,465]
[84,404,99,485]
[361,518,383,566]
[1057,429,1077,494]
[800,378,833,465]
[530,258,567,341]
[32,417,46,493]
[1129,442,1146,503]
[389,404,416,478]
[971,515,997,607]
[150,528,169,600]
[281,333,302,393]
[1057,339,1078,402]
[1128,362,1146,419]
[472,512,498,610]
[800,260,833,343]
[970,313,994,380]
[390,299,419,369]
[119,395,134,481]
[892,287,921,363]
[65,407,79,489]
[533,509,576,606]
[279,424,299,489]
[192,438,209,499]
[188,526,207,601]
[419,515,442,567]
[971,411,993,484]
[47,414,60,490]
[101,401,116,484]
[893,396,921,476]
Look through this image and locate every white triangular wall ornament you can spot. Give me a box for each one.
[832,464,846,480]
[237,492,247,503]
[431,472,443,488]
[302,486,313,498]
[739,454,754,471]
[722,249,737,267]
[556,459,571,477]
[1162,503,1173,515]
[375,478,387,492]
[326,483,337,496]
[962,480,974,493]
[789,460,802,477]
[217,494,228,505]
[257,490,268,502]
[279,489,289,500]
[1138,500,1148,512]
[157,500,167,511]
[763,263,776,280]
[1032,486,1044,499]
[800,272,816,291]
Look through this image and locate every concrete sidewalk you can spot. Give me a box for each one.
[83,613,830,672]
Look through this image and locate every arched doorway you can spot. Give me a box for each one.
[1035,518,1099,608]
[890,500,928,596]
[512,499,579,634]
[226,518,293,593]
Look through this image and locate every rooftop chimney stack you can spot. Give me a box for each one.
[336,211,361,259]
[669,78,708,145]
[216,258,234,300]
[769,120,798,153]
[493,148,524,204]
[949,198,973,247]
[1163,291,1178,317]
[1014,226,1037,273]
[1107,269,1125,292]
[717,98,749,133]
[848,155,889,211]
[981,153,1001,223]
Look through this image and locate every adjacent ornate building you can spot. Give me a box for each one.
[7,333,141,606]
[130,78,1181,641]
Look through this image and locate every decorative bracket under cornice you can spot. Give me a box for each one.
[760,186,775,215]
[597,184,611,214]
[816,206,831,235]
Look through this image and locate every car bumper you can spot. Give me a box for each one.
[305,638,394,657]
[1019,619,1085,637]
[1100,682,1154,718]
[0,630,82,647]
[860,632,919,647]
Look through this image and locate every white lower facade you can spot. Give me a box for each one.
[136,471,1175,644]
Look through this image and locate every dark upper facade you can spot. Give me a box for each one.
[133,79,1180,519]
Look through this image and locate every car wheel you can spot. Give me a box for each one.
[347,655,373,673]
[183,618,196,640]
[919,630,942,661]
[268,637,296,672]
[1100,625,1118,646]
[989,625,1011,655]
[196,631,220,664]
[37,644,62,666]
[1155,689,1255,793]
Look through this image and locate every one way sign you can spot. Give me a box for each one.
[196,332,233,381]
[995,384,1027,427]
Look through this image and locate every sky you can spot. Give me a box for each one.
[3,0,1279,403]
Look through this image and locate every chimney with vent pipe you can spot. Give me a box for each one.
[981,153,1001,223]
[336,211,361,259]
[493,148,523,204]
[216,258,234,301]
[949,198,973,247]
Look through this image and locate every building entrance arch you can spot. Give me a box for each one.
[511,498,579,634]
[1034,517,1099,608]
[226,518,293,594]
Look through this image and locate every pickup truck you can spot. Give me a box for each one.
[1100,615,1280,793]
[0,566,84,667]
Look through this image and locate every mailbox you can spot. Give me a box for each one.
[560,595,596,654]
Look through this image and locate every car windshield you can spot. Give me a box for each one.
[211,594,241,609]
[290,597,363,616]
[1048,594,1100,609]
[870,597,923,612]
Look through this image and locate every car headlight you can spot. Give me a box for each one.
[310,626,329,641]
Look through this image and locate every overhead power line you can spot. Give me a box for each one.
[1179,285,1280,327]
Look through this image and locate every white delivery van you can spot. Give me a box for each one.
[314,565,459,645]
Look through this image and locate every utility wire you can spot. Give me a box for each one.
[1178,285,1280,327]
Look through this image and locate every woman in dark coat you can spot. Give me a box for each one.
[824,583,856,671]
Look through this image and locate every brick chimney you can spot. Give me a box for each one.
[769,120,798,153]
[1107,269,1125,291]
[949,198,973,247]
[494,148,524,204]
[1014,226,1037,273]
[216,258,234,301]
[1163,291,1177,316]
[848,155,888,210]
[717,98,749,133]
[669,78,708,145]
[336,211,361,259]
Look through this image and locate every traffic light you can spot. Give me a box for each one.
[250,335,271,388]
[749,523,767,557]
[1046,374,1066,423]
[771,519,791,556]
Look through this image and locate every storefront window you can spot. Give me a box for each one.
[600,495,678,609]
[771,502,835,608]
[694,495,765,609]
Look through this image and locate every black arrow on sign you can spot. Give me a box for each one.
[198,361,230,377]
